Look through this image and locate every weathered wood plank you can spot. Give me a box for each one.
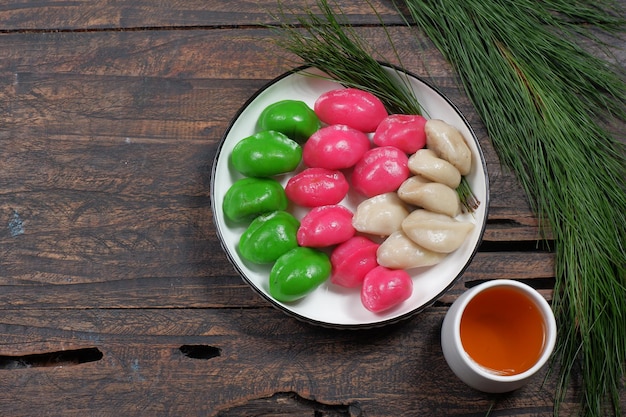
[0,308,594,417]
[0,250,552,308]
[0,0,405,31]
[0,26,454,79]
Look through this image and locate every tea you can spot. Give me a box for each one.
[460,285,546,376]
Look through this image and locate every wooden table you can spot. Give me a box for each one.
[0,1,623,415]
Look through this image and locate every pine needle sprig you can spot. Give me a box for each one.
[398,0,626,415]
[269,0,423,116]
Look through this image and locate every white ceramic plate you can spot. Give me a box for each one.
[211,65,489,328]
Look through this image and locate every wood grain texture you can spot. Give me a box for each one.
[0,0,405,31]
[0,0,623,415]
[0,308,585,416]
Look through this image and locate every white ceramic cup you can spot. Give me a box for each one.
[441,279,557,393]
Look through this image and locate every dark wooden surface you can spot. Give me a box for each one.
[0,1,623,416]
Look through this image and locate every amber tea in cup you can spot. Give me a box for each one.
[460,285,546,376]
[441,280,557,393]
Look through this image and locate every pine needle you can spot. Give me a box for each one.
[269,0,423,115]
[398,1,626,415]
